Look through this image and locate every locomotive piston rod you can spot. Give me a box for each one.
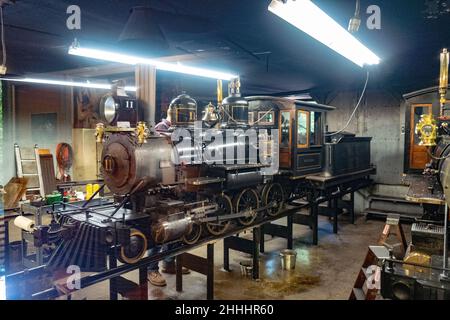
[151,200,281,244]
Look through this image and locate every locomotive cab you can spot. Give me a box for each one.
[248,97,334,177]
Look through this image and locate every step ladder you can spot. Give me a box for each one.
[14,144,45,200]
[349,246,390,300]
[378,214,407,257]
[349,215,407,300]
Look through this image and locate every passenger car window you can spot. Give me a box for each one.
[280,111,291,148]
[258,111,274,125]
[310,112,322,146]
[297,111,309,148]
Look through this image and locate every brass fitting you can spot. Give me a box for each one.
[440,48,449,116]
[415,114,437,147]
[95,123,105,143]
[217,80,223,105]
[136,121,149,144]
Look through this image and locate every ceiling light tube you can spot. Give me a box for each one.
[0,77,137,91]
[268,0,380,67]
[68,46,238,81]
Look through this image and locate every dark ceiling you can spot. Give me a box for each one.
[3,0,450,95]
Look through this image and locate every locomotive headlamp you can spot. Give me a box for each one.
[100,95,119,125]
[100,94,137,127]
[99,82,138,127]
[416,114,438,147]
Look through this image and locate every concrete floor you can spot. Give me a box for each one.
[25,213,407,300]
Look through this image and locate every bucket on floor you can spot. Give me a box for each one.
[239,260,253,277]
[280,249,297,270]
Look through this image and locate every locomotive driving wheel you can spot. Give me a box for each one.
[234,188,260,226]
[183,222,202,245]
[118,228,148,264]
[263,183,285,217]
[206,194,232,236]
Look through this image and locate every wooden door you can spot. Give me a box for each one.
[279,110,293,168]
[409,104,432,169]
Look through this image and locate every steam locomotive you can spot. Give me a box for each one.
[28,79,369,272]
[380,111,450,300]
[380,49,450,300]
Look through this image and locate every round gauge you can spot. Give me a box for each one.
[422,125,433,136]
[100,94,118,124]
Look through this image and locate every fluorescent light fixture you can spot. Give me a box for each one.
[0,77,137,91]
[68,46,238,80]
[268,0,380,67]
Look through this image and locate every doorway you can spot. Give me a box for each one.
[409,104,432,170]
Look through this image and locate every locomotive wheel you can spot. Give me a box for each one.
[263,183,285,217]
[118,228,148,264]
[234,188,260,226]
[206,194,233,236]
[183,222,203,245]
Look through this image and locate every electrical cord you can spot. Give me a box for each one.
[325,70,370,137]
[354,0,361,18]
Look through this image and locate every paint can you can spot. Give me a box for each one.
[239,260,253,277]
[280,249,297,270]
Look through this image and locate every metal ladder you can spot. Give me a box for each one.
[14,144,45,200]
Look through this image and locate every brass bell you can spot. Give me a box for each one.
[202,102,219,127]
